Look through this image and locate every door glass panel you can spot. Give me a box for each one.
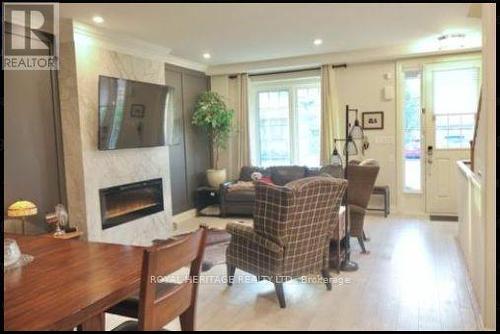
[257,90,290,167]
[296,87,321,166]
[432,67,480,149]
[403,70,422,192]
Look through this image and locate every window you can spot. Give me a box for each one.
[296,87,321,166]
[256,90,291,166]
[402,70,422,192]
[251,77,321,167]
[432,67,480,149]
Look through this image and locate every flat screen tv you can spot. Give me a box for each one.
[98,75,174,150]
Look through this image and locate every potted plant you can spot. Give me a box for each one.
[193,91,233,187]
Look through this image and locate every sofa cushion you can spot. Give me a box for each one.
[305,167,321,177]
[224,190,256,202]
[270,166,307,186]
[239,166,270,182]
[227,181,255,192]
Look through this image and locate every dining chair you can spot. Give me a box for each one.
[108,226,208,331]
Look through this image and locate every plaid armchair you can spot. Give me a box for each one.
[226,176,347,308]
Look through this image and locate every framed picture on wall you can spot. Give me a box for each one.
[362,111,384,130]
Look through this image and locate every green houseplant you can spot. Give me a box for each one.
[193,91,233,187]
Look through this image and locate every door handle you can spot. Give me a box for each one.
[427,145,433,164]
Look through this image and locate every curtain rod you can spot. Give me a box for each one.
[247,66,320,77]
[229,64,347,79]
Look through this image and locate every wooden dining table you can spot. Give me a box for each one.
[4,233,144,331]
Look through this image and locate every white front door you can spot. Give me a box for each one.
[423,59,481,215]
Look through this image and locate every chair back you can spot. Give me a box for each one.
[319,164,344,179]
[253,177,347,276]
[137,226,207,331]
[347,163,380,209]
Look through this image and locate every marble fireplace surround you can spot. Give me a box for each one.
[57,22,191,246]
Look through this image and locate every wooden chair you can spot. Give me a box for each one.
[108,226,208,331]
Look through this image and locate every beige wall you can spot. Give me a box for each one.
[335,62,397,209]
[59,23,173,246]
[213,63,399,209]
[213,8,496,329]
[469,3,496,329]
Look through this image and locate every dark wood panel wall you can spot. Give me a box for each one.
[4,30,66,234]
[165,65,210,215]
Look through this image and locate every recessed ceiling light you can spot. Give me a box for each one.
[203,53,211,59]
[313,39,323,46]
[92,16,104,24]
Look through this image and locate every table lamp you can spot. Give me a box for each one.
[7,200,38,235]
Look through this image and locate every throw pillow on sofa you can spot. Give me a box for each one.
[258,176,274,185]
[239,166,270,182]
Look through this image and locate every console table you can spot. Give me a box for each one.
[367,185,390,217]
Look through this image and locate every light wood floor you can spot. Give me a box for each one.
[106,214,481,331]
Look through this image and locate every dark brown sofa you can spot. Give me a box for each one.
[219,165,343,217]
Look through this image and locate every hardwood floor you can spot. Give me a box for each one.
[105,214,481,330]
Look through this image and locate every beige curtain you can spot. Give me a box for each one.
[236,74,251,170]
[320,65,342,165]
[223,74,251,179]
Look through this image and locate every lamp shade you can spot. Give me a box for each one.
[344,139,358,155]
[330,147,343,166]
[7,200,38,217]
[349,119,364,139]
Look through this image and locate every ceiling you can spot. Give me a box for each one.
[60,3,481,66]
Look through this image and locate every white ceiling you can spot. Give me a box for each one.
[60,3,481,66]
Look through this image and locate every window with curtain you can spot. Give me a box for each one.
[250,76,321,167]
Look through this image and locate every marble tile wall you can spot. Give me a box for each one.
[59,27,173,246]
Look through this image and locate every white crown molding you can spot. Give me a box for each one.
[206,43,482,76]
[73,21,207,73]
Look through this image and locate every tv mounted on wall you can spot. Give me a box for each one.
[98,75,174,150]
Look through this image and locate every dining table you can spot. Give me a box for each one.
[4,233,144,331]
